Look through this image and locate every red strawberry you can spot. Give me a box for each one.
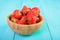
[13,10,22,19]
[27,10,36,16]
[22,6,30,14]
[17,16,26,24]
[28,15,36,24]
[27,12,37,24]
[36,17,40,23]
[31,7,40,16]
[11,15,18,23]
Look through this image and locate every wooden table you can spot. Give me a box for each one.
[0,0,60,40]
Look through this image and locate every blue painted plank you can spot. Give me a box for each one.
[14,0,51,40]
[40,0,60,40]
[0,0,23,40]
[0,24,14,40]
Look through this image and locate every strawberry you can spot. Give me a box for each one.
[27,11,36,24]
[17,16,26,24]
[11,6,41,25]
[13,10,22,19]
[28,15,37,24]
[22,6,30,14]
[11,15,18,23]
[31,7,40,16]
[27,10,36,16]
[36,17,40,23]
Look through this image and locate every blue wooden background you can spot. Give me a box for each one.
[0,0,60,40]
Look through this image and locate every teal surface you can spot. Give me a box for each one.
[40,0,60,40]
[0,0,60,40]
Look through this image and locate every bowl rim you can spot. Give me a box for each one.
[7,14,44,26]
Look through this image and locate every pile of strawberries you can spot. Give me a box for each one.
[11,6,40,25]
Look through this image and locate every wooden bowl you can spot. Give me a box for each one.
[7,14,44,35]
